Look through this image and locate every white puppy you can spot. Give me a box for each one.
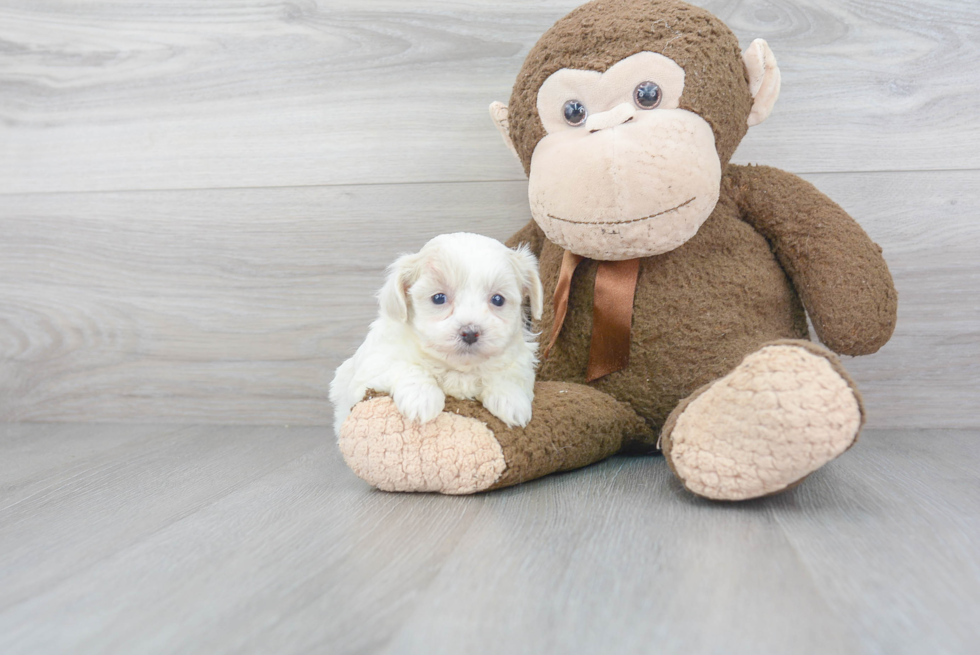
[330,232,544,436]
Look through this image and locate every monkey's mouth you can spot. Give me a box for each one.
[546,197,696,226]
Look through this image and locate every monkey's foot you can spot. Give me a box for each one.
[338,396,506,495]
[661,341,864,501]
[338,382,653,495]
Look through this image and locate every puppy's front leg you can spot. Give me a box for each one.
[480,378,533,428]
[391,368,446,425]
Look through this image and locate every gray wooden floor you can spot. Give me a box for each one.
[1,423,977,655]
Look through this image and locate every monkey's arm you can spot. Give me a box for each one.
[505,219,547,258]
[728,164,897,356]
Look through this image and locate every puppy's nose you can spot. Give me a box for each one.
[460,326,480,345]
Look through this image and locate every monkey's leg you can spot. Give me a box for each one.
[660,340,864,501]
[338,381,653,494]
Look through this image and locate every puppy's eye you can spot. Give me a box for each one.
[432,293,447,305]
[490,294,505,307]
[634,81,662,109]
[562,100,587,127]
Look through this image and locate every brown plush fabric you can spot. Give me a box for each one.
[450,381,653,490]
[513,167,814,437]
[354,383,651,492]
[727,165,898,355]
[508,0,753,176]
[508,163,895,438]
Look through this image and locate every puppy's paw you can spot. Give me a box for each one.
[482,388,533,428]
[393,383,446,424]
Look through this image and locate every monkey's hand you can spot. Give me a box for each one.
[729,164,897,356]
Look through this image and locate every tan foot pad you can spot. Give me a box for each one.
[338,396,506,495]
[665,344,862,501]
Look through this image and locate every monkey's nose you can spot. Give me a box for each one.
[586,102,635,133]
[460,326,480,345]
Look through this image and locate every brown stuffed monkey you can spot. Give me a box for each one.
[338,0,897,501]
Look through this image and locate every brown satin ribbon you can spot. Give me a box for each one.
[543,250,641,383]
[587,258,641,382]
[543,250,585,359]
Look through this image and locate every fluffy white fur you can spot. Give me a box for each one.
[330,232,544,436]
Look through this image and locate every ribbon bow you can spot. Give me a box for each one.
[543,250,641,382]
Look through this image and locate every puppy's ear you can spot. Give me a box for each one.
[511,245,544,321]
[378,252,423,322]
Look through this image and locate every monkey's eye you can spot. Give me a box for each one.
[432,293,447,305]
[562,100,588,126]
[634,81,662,109]
[490,294,505,307]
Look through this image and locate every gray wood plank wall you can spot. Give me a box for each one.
[1,0,978,427]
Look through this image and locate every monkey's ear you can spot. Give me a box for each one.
[742,39,781,127]
[378,253,422,322]
[489,101,521,162]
